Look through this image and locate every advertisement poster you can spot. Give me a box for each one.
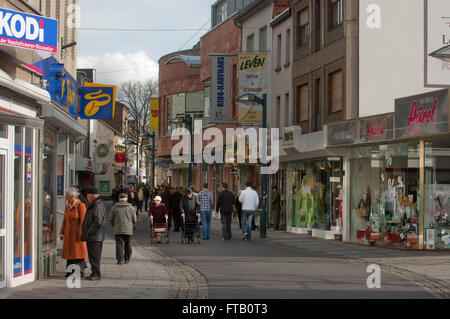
[210,55,231,123]
[425,0,450,86]
[238,53,267,124]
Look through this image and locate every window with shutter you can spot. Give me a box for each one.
[296,84,309,122]
[297,8,309,47]
[329,70,342,114]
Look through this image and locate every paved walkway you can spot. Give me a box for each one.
[213,216,450,298]
[0,201,207,299]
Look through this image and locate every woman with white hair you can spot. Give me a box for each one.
[60,187,87,278]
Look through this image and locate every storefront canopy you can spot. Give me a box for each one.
[0,109,44,129]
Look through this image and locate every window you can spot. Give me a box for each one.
[314,0,321,51]
[285,93,290,127]
[330,0,343,29]
[329,70,343,114]
[259,27,267,52]
[276,96,281,130]
[216,1,227,25]
[165,96,171,135]
[247,34,254,51]
[285,29,291,65]
[297,8,309,47]
[276,34,282,70]
[296,84,309,123]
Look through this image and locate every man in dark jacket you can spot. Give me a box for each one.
[216,183,235,240]
[144,185,150,212]
[81,187,106,281]
[179,189,200,242]
[170,187,183,232]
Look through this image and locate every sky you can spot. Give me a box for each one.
[77,0,217,86]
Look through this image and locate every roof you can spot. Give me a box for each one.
[158,44,200,64]
[236,0,272,24]
[165,54,201,68]
[270,8,291,28]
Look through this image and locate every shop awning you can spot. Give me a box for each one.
[0,109,44,129]
[0,68,50,104]
[40,103,87,138]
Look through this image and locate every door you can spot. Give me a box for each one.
[0,149,6,289]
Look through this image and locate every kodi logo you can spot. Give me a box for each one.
[0,11,45,42]
[0,8,57,53]
[407,98,437,134]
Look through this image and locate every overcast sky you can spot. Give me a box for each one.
[77,0,217,85]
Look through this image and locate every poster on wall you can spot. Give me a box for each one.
[425,0,450,87]
[238,53,267,124]
[57,155,64,196]
[210,55,231,123]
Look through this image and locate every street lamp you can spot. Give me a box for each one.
[429,45,450,63]
[169,115,193,187]
[235,92,267,239]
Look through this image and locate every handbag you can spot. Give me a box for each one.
[355,199,369,217]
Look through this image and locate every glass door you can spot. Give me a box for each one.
[0,149,6,289]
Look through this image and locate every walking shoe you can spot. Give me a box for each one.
[117,261,123,265]
[86,274,101,281]
[242,232,248,240]
[124,260,130,264]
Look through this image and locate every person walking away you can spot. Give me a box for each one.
[137,186,144,215]
[79,187,89,208]
[60,188,87,278]
[216,183,234,240]
[198,183,214,240]
[179,189,200,242]
[170,187,183,232]
[128,185,138,229]
[239,182,259,240]
[270,186,281,231]
[144,185,150,212]
[148,196,168,243]
[109,193,136,264]
[81,187,106,281]
[235,191,242,229]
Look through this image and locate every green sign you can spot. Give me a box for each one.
[99,181,110,193]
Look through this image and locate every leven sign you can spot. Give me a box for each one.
[0,7,58,53]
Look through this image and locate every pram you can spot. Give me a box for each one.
[181,215,201,244]
[150,216,169,244]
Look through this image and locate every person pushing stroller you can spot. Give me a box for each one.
[179,188,201,243]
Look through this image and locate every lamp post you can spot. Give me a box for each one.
[235,93,267,239]
[143,132,156,188]
[170,115,193,187]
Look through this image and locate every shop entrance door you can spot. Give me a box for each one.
[0,149,6,289]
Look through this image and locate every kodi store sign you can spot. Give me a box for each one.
[0,7,58,53]
[395,89,449,138]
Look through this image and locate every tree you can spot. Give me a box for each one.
[119,79,158,183]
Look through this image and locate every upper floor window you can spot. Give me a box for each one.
[259,26,267,52]
[276,34,282,69]
[296,84,309,123]
[216,2,228,25]
[330,0,343,29]
[329,70,343,114]
[285,29,291,65]
[247,33,255,51]
[297,8,309,47]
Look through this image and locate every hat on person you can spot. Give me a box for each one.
[86,186,99,195]
[119,193,128,199]
[185,188,193,195]
[154,195,162,201]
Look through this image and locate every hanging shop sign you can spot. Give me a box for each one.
[150,98,159,131]
[395,89,449,138]
[359,114,394,143]
[80,82,117,119]
[210,55,231,123]
[0,7,58,53]
[34,57,78,117]
[238,53,267,124]
[327,120,359,146]
[115,152,126,163]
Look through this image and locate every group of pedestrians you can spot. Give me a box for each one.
[60,182,281,280]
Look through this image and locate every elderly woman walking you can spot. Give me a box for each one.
[109,193,136,264]
[60,187,87,278]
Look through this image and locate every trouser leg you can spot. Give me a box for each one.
[87,241,103,276]
[124,235,132,261]
[220,212,227,239]
[115,235,125,262]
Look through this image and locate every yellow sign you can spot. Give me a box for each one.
[150,98,159,131]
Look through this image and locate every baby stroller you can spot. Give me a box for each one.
[150,216,169,244]
[181,215,201,244]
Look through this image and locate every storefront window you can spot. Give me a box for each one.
[350,142,420,249]
[14,127,23,277]
[424,140,450,250]
[289,159,343,231]
[0,124,7,139]
[43,128,56,251]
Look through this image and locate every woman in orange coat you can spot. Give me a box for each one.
[60,187,87,278]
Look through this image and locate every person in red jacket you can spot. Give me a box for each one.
[148,196,168,243]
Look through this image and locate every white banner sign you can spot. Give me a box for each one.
[210,55,231,123]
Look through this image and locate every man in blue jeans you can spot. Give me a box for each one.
[239,181,259,240]
[198,183,214,240]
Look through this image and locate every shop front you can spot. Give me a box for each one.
[349,89,450,250]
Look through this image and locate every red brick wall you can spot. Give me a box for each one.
[273,0,291,16]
